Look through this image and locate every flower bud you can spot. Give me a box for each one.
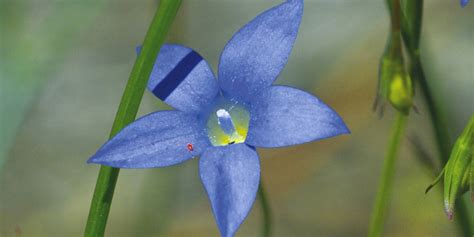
[443,139,471,220]
[375,46,414,115]
[426,115,473,220]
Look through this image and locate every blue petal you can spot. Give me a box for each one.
[461,0,469,7]
[140,44,219,114]
[246,86,349,148]
[199,144,260,237]
[88,111,210,168]
[218,0,303,102]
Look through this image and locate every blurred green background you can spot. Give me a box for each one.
[0,0,472,236]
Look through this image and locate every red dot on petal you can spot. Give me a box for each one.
[187,143,194,152]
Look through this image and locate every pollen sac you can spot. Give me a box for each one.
[205,97,250,146]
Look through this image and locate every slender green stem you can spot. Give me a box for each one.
[258,180,272,237]
[385,0,402,61]
[368,2,407,236]
[412,57,451,164]
[368,113,407,237]
[84,1,182,236]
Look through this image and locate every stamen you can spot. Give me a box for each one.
[216,109,236,135]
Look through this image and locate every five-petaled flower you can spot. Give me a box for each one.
[461,0,469,7]
[88,0,349,236]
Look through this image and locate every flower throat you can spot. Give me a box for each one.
[206,98,250,146]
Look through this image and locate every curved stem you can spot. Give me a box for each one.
[84,1,182,236]
[368,113,407,237]
[412,57,451,164]
[258,180,272,237]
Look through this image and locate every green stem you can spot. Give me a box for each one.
[368,113,407,237]
[258,180,272,237]
[84,1,182,236]
[385,0,403,61]
[412,57,451,164]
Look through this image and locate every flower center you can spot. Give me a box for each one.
[206,98,250,146]
[216,109,236,135]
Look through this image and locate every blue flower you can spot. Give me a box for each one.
[461,0,469,7]
[88,0,349,236]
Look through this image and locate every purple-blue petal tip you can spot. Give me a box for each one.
[339,122,351,135]
[86,157,96,164]
[87,152,120,167]
[87,153,112,166]
[461,0,469,7]
[199,144,260,237]
[218,0,304,102]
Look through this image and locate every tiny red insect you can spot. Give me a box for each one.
[186,143,194,152]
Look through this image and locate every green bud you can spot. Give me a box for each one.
[426,115,474,220]
[375,37,414,115]
[374,0,414,116]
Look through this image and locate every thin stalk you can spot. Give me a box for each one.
[390,0,400,31]
[368,2,406,236]
[84,1,182,236]
[368,113,408,237]
[411,56,451,164]
[386,0,402,61]
[258,180,272,237]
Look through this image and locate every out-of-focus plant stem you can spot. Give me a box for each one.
[84,1,182,236]
[400,0,473,235]
[369,1,409,236]
[258,180,272,237]
[368,113,407,237]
